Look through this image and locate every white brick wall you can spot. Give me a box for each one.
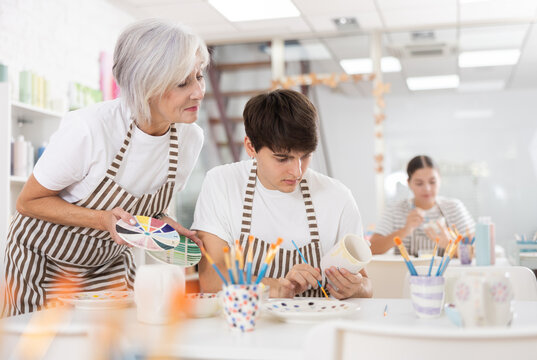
[0,0,134,97]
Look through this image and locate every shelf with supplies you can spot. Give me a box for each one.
[0,82,64,247]
[9,175,28,185]
[11,100,64,121]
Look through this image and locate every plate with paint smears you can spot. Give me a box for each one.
[115,215,180,251]
[147,235,202,266]
[59,291,133,310]
[263,299,359,323]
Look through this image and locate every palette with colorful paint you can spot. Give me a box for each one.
[263,299,359,323]
[59,290,133,310]
[147,235,202,266]
[115,215,180,251]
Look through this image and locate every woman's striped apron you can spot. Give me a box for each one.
[2,122,179,317]
[238,161,327,297]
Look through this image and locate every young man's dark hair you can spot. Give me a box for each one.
[243,89,318,153]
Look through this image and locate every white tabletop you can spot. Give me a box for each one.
[2,298,537,360]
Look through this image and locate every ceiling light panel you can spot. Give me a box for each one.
[459,25,528,51]
[459,0,537,22]
[406,74,459,90]
[208,0,300,22]
[340,57,402,74]
[459,49,521,67]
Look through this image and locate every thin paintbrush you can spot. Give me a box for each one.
[234,240,245,284]
[291,240,329,299]
[223,247,236,284]
[393,237,418,276]
[246,235,254,284]
[427,238,439,276]
[200,247,228,286]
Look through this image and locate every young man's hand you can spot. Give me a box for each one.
[325,267,370,299]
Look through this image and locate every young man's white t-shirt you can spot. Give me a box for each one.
[33,99,204,202]
[192,160,364,253]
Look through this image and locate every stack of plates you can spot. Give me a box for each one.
[116,215,201,266]
[147,235,202,266]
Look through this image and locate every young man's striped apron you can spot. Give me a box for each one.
[238,161,327,297]
[2,122,179,317]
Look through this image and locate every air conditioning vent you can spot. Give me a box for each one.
[386,43,456,58]
[411,30,435,41]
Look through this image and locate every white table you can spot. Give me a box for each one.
[2,298,537,360]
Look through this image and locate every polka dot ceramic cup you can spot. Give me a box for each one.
[221,284,262,332]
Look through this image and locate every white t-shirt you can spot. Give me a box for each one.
[192,160,364,253]
[375,197,475,256]
[33,99,204,202]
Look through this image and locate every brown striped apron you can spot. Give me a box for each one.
[239,161,327,297]
[2,121,179,317]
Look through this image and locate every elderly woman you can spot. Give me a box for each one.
[2,19,208,317]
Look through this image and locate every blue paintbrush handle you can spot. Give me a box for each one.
[235,260,244,284]
[404,259,417,276]
[246,263,252,284]
[227,269,236,284]
[212,264,229,286]
[427,255,435,276]
[440,256,452,276]
[255,263,268,284]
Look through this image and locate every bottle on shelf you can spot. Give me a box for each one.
[26,141,34,177]
[475,216,495,266]
[36,142,47,162]
[13,135,28,178]
[10,137,14,175]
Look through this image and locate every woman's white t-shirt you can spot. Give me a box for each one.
[33,99,204,202]
[191,160,364,253]
[374,197,475,256]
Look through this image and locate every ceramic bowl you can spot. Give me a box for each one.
[185,293,220,318]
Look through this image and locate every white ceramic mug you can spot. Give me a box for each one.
[320,234,372,274]
[134,264,185,324]
[453,272,513,327]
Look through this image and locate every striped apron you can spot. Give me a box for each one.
[402,200,450,257]
[2,122,179,317]
[238,161,327,297]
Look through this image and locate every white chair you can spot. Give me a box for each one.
[303,321,537,360]
[402,265,537,302]
[366,255,433,298]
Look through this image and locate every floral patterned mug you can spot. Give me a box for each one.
[453,272,513,327]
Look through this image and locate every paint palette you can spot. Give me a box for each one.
[115,215,180,251]
[263,299,359,323]
[147,235,202,266]
[59,291,133,310]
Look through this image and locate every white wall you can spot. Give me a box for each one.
[313,86,378,229]
[0,0,133,98]
[313,86,537,248]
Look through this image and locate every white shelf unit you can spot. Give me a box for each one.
[0,83,63,269]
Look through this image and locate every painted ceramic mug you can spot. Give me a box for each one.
[458,244,474,265]
[221,284,262,332]
[453,272,513,327]
[409,275,445,318]
[134,264,185,325]
[320,234,372,275]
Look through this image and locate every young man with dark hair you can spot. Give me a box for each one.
[193,89,372,299]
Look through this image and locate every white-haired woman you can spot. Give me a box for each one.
[2,19,208,317]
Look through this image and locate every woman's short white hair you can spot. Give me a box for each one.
[113,18,209,124]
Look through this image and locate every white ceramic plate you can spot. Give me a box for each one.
[59,290,133,310]
[263,299,359,323]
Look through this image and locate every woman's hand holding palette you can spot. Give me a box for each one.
[115,215,181,251]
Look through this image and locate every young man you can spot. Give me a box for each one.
[192,89,372,299]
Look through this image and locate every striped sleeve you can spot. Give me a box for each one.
[375,202,402,236]
[447,198,476,235]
